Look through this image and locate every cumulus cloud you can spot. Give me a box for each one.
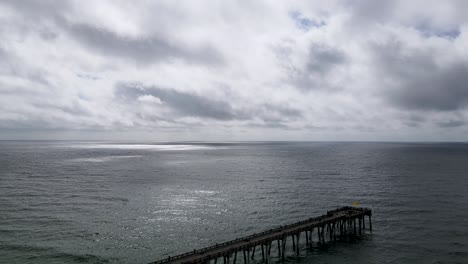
[1,0,468,140]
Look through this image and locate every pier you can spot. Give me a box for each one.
[150,206,372,264]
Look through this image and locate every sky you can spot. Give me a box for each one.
[0,0,468,141]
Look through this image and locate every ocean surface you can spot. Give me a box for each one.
[1,141,468,264]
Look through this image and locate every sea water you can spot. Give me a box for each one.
[1,141,467,263]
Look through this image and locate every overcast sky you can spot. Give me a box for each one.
[1,1,468,141]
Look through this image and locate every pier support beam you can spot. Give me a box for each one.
[354,218,357,236]
[292,234,296,251]
[261,244,265,261]
[223,255,229,264]
[333,222,337,241]
[295,233,300,255]
[277,239,281,257]
[311,228,314,245]
[321,224,325,243]
[281,238,286,261]
[358,217,362,235]
[267,242,271,264]
[317,226,321,243]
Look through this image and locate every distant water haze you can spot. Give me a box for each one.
[1,141,468,263]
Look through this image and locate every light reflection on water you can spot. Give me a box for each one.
[67,144,215,151]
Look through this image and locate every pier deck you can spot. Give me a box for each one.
[150,206,372,264]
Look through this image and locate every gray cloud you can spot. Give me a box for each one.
[66,23,223,65]
[115,83,303,125]
[437,119,466,128]
[262,104,302,119]
[287,44,347,91]
[0,46,50,87]
[402,115,426,128]
[415,24,460,39]
[31,101,91,117]
[345,0,396,24]
[306,45,347,74]
[0,0,69,20]
[372,40,468,111]
[1,1,222,66]
[245,121,293,130]
[0,47,9,73]
[116,83,241,120]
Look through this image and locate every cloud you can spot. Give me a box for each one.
[115,83,303,127]
[285,44,348,91]
[415,25,460,39]
[438,119,466,128]
[115,83,241,120]
[371,40,468,111]
[1,0,468,140]
[66,23,223,65]
[306,45,347,74]
[1,0,223,66]
[0,0,69,20]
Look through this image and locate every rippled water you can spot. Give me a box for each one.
[1,141,468,264]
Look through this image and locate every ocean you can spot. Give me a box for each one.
[1,141,467,264]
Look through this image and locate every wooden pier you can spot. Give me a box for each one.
[150,206,372,264]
